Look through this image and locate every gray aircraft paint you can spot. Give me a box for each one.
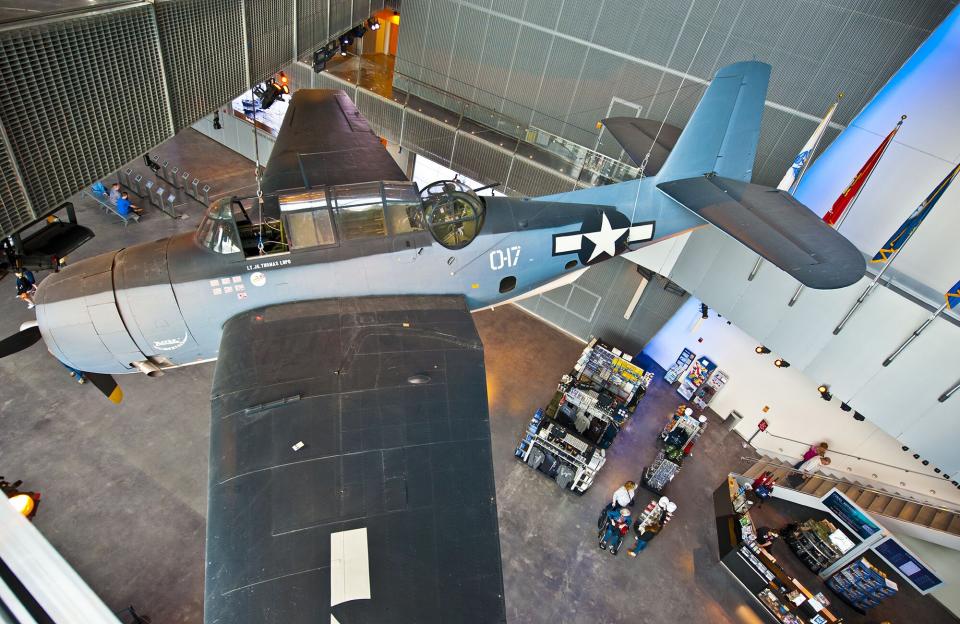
[36,187,694,374]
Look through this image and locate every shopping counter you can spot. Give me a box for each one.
[714,476,839,624]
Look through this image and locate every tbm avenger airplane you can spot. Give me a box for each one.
[0,61,863,623]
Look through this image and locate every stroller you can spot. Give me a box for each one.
[597,505,630,555]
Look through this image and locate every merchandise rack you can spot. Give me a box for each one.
[827,558,898,613]
[515,338,649,493]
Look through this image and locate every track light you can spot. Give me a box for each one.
[368,17,381,31]
[339,46,348,57]
[700,303,709,319]
[817,385,832,400]
[913,453,920,459]
[853,411,865,421]
[922,460,930,466]
[755,346,771,354]
[1,477,39,519]
[774,358,790,368]
[902,446,909,451]
[935,468,941,473]
[352,24,368,38]
[840,402,852,412]
[339,32,354,47]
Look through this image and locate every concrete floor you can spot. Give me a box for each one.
[1,128,955,623]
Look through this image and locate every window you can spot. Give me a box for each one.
[336,204,386,240]
[287,209,336,249]
[385,202,424,235]
[195,199,241,255]
[419,181,485,249]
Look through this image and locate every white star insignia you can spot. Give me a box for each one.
[583,213,628,261]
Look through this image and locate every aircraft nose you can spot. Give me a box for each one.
[35,251,146,374]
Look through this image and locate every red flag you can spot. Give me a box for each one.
[822,118,903,226]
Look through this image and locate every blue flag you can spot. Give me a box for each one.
[947,279,960,310]
[873,162,960,263]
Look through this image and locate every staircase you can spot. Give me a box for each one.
[742,458,960,538]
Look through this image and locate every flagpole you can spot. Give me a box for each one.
[789,114,905,307]
[881,300,949,366]
[748,95,841,282]
[833,161,960,335]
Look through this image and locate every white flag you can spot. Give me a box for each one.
[777,98,840,191]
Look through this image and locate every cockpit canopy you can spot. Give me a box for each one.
[195,180,485,255]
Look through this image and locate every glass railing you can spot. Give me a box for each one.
[323,54,641,186]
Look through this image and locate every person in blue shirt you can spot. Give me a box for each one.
[15,268,36,308]
[116,192,141,217]
[598,507,630,555]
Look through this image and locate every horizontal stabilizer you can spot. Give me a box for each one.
[657,174,865,289]
[601,118,682,176]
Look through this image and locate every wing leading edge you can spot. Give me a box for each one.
[261,89,407,194]
[205,296,506,624]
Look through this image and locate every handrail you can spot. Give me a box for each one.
[323,55,640,183]
[758,429,936,477]
[740,456,960,516]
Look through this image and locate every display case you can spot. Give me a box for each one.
[827,558,898,613]
[664,348,695,383]
[693,369,729,409]
[678,356,716,399]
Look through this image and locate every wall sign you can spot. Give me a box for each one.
[821,490,882,542]
[873,536,944,594]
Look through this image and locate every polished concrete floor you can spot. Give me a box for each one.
[1,128,956,623]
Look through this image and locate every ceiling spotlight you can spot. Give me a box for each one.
[913,453,920,459]
[840,402,852,412]
[352,24,368,38]
[774,358,790,368]
[922,460,930,466]
[339,46,348,57]
[339,32,354,47]
[700,303,709,319]
[901,446,909,451]
[1,477,39,519]
[755,346,771,354]
[853,412,865,421]
[935,468,941,473]
[368,17,381,31]
[818,385,832,401]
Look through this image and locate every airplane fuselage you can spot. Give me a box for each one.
[35,180,704,375]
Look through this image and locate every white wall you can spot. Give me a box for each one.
[894,532,960,615]
[646,297,960,508]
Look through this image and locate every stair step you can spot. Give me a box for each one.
[835,481,858,494]
[813,480,835,497]
[914,506,938,527]
[947,515,960,536]
[771,467,792,481]
[799,477,824,494]
[855,491,877,508]
[931,510,953,531]
[744,463,766,479]
[898,502,922,522]
[881,499,906,518]
[868,495,892,513]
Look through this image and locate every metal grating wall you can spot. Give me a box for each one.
[244,0,294,85]
[397,0,953,187]
[155,0,247,130]
[0,5,172,218]
[0,0,384,237]
[0,125,31,234]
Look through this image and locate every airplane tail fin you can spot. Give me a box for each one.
[598,61,864,289]
[655,61,770,183]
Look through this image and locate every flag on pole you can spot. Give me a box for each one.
[777,96,841,192]
[946,279,960,310]
[822,117,904,226]
[872,162,960,263]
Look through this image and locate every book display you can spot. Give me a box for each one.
[827,558,898,612]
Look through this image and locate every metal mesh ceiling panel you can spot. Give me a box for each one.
[400,110,455,166]
[155,0,247,130]
[356,89,403,144]
[0,127,32,233]
[0,5,171,223]
[451,132,512,187]
[504,158,575,197]
[244,0,294,85]
[329,0,353,37]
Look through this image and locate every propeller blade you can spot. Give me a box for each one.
[85,372,124,404]
[0,325,41,358]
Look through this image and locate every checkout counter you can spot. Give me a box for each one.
[715,476,841,624]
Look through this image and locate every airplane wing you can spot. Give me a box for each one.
[204,296,506,624]
[260,90,407,194]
